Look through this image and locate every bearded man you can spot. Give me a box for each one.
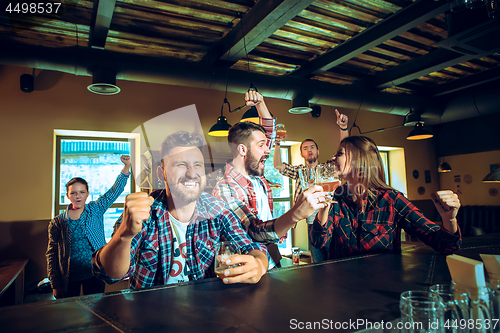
[213,91,327,268]
[92,131,272,289]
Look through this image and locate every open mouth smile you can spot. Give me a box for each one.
[180,181,199,189]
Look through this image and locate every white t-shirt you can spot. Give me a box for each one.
[247,176,276,269]
[166,213,191,285]
[247,176,273,222]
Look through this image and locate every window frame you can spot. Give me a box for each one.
[54,134,137,217]
[271,145,294,206]
[379,150,390,185]
[265,144,294,256]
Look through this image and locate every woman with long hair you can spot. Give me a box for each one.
[311,136,461,260]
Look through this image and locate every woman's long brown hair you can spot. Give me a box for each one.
[340,136,393,212]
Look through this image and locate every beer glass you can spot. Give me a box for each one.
[400,290,444,333]
[297,167,316,191]
[315,163,341,202]
[214,241,241,279]
[430,284,470,333]
[276,124,287,141]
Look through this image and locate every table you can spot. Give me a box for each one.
[0,259,28,306]
[0,235,499,332]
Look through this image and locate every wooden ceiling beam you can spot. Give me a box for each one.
[202,0,315,65]
[88,0,116,49]
[365,48,477,90]
[290,0,449,77]
[429,65,500,96]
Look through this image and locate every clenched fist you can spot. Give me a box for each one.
[245,90,263,107]
[431,190,460,233]
[121,192,154,238]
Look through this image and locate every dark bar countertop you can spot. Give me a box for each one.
[1,234,499,332]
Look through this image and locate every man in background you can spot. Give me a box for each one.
[273,110,348,263]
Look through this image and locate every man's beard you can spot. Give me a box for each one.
[167,175,206,204]
[245,148,267,177]
[305,153,318,164]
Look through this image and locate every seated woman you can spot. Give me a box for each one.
[310,136,461,259]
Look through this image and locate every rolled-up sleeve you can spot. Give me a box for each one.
[395,192,462,254]
[260,117,276,150]
[213,182,278,242]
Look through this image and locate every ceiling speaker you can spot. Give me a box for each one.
[20,74,34,93]
[311,105,321,118]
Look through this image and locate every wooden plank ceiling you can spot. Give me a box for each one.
[1,0,499,98]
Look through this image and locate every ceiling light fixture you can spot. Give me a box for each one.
[438,160,452,172]
[288,95,312,114]
[407,122,434,140]
[240,106,259,124]
[404,109,421,127]
[482,166,500,182]
[229,84,265,124]
[208,97,232,137]
[210,12,260,131]
[87,68,120,95]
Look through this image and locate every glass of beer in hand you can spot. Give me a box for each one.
[276,124,287,141]
[315,163,341,202]
[214,241,241,279]
[298,167,316,191]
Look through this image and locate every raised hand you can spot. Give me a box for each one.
[431,190,460,233]
[245,90,263,107]
[336,109,348,129]
[121,192,153,239]
[121,155,132,173]
[294,185,329,220]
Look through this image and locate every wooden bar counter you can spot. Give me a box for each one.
[0,258,28,306]
[1,235,499,332]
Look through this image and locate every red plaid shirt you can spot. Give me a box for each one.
[212,161,279,243]
[310,186,462,259]
[212,117,283,243]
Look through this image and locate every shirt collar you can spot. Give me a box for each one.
[340,186,378,211]
[225,161,251,188]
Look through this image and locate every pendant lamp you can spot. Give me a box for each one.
[407,122,433,140]
[208,98,232,137]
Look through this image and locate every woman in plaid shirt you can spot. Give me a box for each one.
[311,136,462,259]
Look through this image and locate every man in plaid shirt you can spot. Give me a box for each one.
[92,131,269,290]
[213,91,327,268]
[273,110,349,263]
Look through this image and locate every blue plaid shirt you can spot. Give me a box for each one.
[47,172,130,292]
[92,190,267,290]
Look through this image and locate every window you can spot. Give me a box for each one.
[264,145,293,255]
[54,131,137,241]
[378,146,407,196]
[379,150,390,185]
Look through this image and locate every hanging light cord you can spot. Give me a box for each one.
[228,13,256,114]
[351,101,410,135]
[220,9,256,114]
